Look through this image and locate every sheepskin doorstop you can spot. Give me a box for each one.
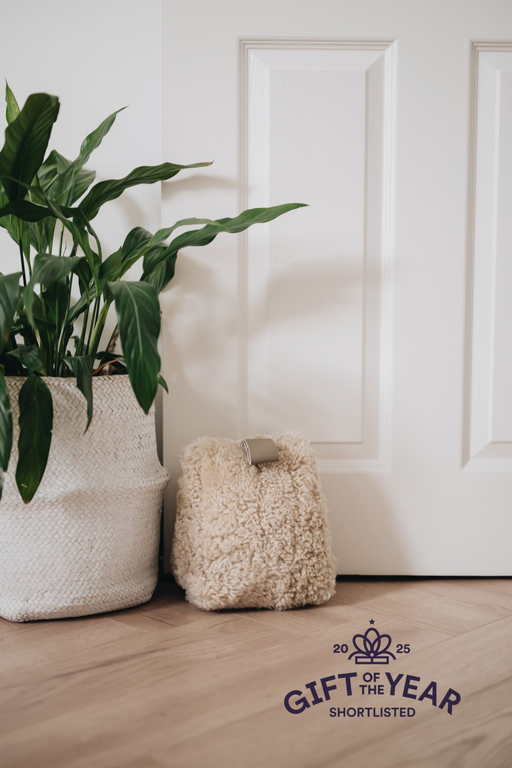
[171,432,337,611]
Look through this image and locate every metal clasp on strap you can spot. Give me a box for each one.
[241,438,280,466]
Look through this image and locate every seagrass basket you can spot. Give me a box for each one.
[0,375,169,622]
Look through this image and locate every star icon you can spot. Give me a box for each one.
[369,619,375,625]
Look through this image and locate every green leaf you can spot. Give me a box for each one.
[141,203,308,292]
[121,227,153,265]
[0,272,21,354]
[31,253,84,285]
[119,218,219,277]
[15,374,53,503]
[99,247,123,283]
[73,257,93,301]
[5,81,20,125]
[142,250,176,294]
[0,199,56,221]
[50,108,124,204]
[79,161,212,220]
[38,149,97,212]
[144,218,227,249]
[68,168,96,205]
[24,158,62,251]
[41,194,101,279]
[38,148,70,189]
[38,150,80,189]
[75,108,125,167]
[67,278,103,326]
[64,355,93,431]
[29,289,55,330]
[158,374,169,394]
[41,281,69,338]
[0,369,13,500]
[23,254,83,329]
[0,93,60,201]
[108,281,160,413]
[6,344,45,374]
[0,183,18,240]
[20,219,31,260]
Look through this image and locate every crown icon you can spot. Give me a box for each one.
[348,627,396,665]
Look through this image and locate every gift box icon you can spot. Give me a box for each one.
[348,627,396,664]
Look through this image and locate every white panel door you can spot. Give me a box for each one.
[161,0,512,574]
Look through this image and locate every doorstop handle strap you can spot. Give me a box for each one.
[241,438,280,466]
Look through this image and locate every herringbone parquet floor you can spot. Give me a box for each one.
[0,578,511,768]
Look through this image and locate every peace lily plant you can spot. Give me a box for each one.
[0,87,304,503]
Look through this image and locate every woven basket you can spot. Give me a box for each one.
[0,375,169,622]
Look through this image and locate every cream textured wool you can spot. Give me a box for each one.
[0,376,169,622]
[171,432,336,610]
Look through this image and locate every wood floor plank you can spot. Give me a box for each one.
[238,596,370,636]
[322,676,512,768]
[145,615,512,768]
[1,580,511,768]
[413,578,512,617]
[0,616,143,684]
[0,616,20,635]
[331,578,511,634]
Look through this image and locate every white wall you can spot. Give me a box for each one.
[0,0,162,286]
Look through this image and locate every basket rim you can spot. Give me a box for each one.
[4,374,130,385]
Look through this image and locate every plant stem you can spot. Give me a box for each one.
[77,304,89,357]
[35,222,43,254]
[18,240,27,288]
[56,274,73,374]
[88,301,111,361]
[104,324,119,356]
[85,298,100,354]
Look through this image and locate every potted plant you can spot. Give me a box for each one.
[0,87,305,621]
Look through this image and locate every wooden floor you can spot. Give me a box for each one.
[1,578,511,768]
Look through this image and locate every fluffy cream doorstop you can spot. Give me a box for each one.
[171,432,337,610]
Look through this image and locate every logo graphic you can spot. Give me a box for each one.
[348,626,396,665]
[283,618,462,718]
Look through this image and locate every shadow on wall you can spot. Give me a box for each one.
[322,472,409,578]
[162,173,237,199]
[159,206,405,577]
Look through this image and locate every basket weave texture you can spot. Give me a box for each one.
[0,375,169,622]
